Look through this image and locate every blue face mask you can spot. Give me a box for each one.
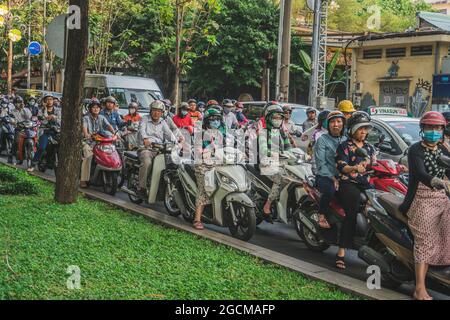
[423,130,443,143]
[210,120,221,129]
[181,110,188,117]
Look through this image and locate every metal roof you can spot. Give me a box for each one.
[418,11,450,31]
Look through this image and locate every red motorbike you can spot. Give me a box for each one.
[88,132,122,195]
[296,148,407,252]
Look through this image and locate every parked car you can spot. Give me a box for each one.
[83,74,164,117]
[299,107,420,165]
[367,115,420,165]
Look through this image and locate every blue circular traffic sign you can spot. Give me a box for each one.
[28,41,41,56]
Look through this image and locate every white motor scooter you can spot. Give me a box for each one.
[164,147,257,241]
[246,148,313,238]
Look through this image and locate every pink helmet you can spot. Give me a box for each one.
[420,111,446,127]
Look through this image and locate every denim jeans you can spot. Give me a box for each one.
[33,134,50,162]
[316,175,336,217]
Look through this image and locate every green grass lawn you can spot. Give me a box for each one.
[0,164,357,300]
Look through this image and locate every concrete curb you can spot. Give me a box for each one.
[0,160,411,300]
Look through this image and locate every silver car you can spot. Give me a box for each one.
[367,116,421,165]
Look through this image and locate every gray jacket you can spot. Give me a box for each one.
[139,116,177,146]
[314,133,347,178]
[10,107,32,123]
[82,114,111,134]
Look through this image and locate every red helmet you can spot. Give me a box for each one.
[420,111,446,127]
[207,99,219,106]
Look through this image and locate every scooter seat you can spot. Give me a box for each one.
[124,151,139,160]
[378,193,408,225]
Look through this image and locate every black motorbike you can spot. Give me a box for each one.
[0,114,16,163]
[358,155,450,290]
[37,121,61,173]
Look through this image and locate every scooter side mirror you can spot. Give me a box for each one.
[438,155,450,169]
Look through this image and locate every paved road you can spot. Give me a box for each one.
[2,156,449,300]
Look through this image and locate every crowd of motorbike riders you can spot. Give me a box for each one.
[0,91,449,300]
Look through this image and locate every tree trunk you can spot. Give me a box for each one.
[6,0,12,95]
[173,1,182,108]
[7,39,13,95]
[55,0,89,204]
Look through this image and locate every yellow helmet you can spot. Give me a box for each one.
[338,100,356,113]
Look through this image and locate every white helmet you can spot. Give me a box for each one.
[150,100,165,112]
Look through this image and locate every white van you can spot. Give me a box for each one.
[84,74,164,116]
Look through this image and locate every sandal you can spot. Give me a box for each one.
[193,221,204,230]
[318,215,331,229]
[80,181,88,188]
[335,254,346,270]
[263,210,274,224]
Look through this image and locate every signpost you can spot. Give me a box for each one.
[28,41,42,56]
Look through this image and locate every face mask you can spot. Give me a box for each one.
[210,120,221,129]
[224,108,231,115]
[272,119,283,128]
[423,130,443,143]
[181,110,188,117]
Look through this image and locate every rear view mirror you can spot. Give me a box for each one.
[378,142,393,153]
[355,148,369,158]
[438,155,450,169]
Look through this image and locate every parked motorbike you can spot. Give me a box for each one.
[0,114,16,163]
[297,148,407,252]
[358,154,450,289]
[121,142,175,207]
[37,121,61,173]
[87,132,122,195]
[165,147,257,241]
[16,118,39,171]
[246,148,312,235]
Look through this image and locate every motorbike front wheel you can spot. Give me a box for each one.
[38,160,47,173]
[164,183,181,216]
[227,202,256,241]
[25,139,34,170]
[103,171,118,196]
[5,139,13,163]
[293,209,305,241]
[299,206,330,252]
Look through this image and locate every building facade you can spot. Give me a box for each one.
[349,12,450,116]
[426,0,450,15]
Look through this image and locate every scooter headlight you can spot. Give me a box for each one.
[217,172,238,191]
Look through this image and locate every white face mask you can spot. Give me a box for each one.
[272,119,283,128]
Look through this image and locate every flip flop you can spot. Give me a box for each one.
[193,221,204,230]
[335,254,346,270]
